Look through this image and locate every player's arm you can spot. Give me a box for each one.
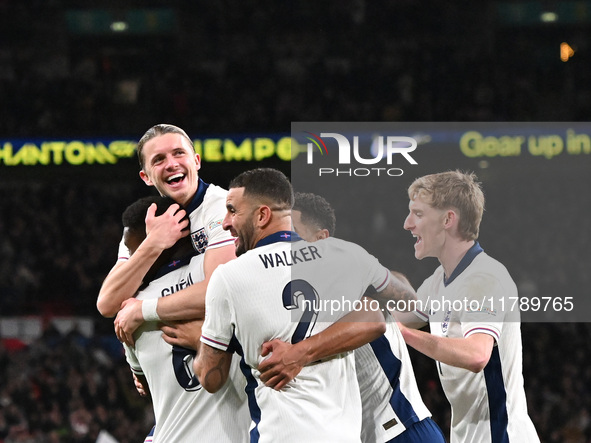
[193,343,233,393]
[392,311,428,329]
[399,323,494,373]
[114,244,235,346]
[377,271,428,328]
[97,204,188,318]
[193,268,234,393]
[370,270,417,307]
[155,244,236,320]
[259,296,386,391]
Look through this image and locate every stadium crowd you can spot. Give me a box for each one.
[1,1,590,442]
[0,1,589,139]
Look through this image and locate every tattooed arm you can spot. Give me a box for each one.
[371,270,417,308]
[193,344,233,393]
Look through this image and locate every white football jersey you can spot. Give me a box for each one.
[414,243,539,443]
[117,179,235,262]
[355,313,432,443]
[124,254,250,443]
[201,233,392,443]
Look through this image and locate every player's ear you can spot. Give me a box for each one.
[140,170,153,186]
[257,205,273,227]
[443,210,457,229]
[315,229,330,240]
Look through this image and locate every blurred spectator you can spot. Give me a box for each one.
[0,323,152,442]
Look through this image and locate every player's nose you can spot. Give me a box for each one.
[163,154,180,170]
[403,214,413,231]
[222,212,232,231]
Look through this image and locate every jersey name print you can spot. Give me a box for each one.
[257,244,322,268]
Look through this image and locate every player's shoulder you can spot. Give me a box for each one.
[204,183,228,198]
[316,236,372,257]
[212,245,259,274]
[470,251,514,282]
[201,184,228,208]
[191,183,228,223]
[474,251,508,270]
[457,252,517,299]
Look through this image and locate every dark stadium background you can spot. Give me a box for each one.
[1,1,590,442]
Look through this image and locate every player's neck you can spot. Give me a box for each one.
[254,219,293,246]
[440,239,475,280]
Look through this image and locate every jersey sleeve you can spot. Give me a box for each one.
[117,230,131,262]
[200,268,235,351]
[123,343,143,375]
[458,272,507,342]
[354,244,392,295]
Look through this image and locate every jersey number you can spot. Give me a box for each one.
[172,345,202,391]
[282,279,320,344]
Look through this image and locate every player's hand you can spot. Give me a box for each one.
[114,298,144,346]
[144,203,189,250]
[132,373,149,397]
[259,339,307,391]
[160,319,203,351]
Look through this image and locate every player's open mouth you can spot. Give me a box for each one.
[413,234,422,245]
[166,173,185,186]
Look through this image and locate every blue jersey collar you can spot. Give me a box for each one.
[152,251,196,281]
[185,179,209,213]
[443,241,483,287]
[255,231,302,248]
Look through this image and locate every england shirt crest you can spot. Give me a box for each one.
[191,227,208,254]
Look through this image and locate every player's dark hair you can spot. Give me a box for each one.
[293,192,336,236]
[122,195,177,232]
[136,124,194,169]
[229,168,294,210]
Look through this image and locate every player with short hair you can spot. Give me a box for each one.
[120,195,249,443]
[194,168,417,442]
[291,191,336,240]
[96,123,236,347]
[264,191,445,443]
[400,170,539,443]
